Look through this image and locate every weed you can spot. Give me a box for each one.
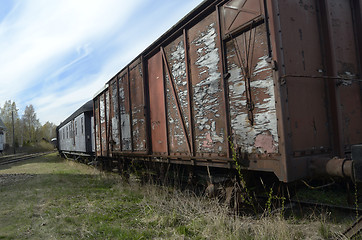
[176,225,194,237]
[266,187,273,215]
[319,217,332,239]
[228,137,255,211]
[355,182,359,220]
[265,186,286,218]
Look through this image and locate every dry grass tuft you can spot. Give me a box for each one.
[135,183,348,239]
[0,154,351,239]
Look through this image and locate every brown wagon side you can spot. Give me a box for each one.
[93,0,362,183]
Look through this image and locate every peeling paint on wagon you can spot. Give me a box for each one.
[89,0,362,183]
[99,93,108,156]
[226,23,278,154]
[166,74,185,150]
[190,19,226,154]
[169,40,189,125]
[130,62,147,151]
[119,74,132,151]
[111,80,120,150]
[105,90,110,155]
[100,95,105,124]
[94,100,101,155]
[165,37,191,153]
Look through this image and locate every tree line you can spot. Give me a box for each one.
[0,100,57,148]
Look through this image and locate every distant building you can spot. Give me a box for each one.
[0,117,6,153]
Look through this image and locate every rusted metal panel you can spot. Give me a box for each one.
[277,0,331,155]
[163,36,192,155]
[264,0,290,182]
[183,29,196,156]
[220,0,264,36]
[148,52,168,155]
[109,78,121,152]
[129,60,147,152]
[118,70,132,151]
[106,89,110,156]
[225,23,278,155]
[94,98,101,157]
[265,0,362,181]
[276,0,362,156]
[100,93,107,157]
[326,0,362,151]
[353,0,362,73]
[188,12,228,157]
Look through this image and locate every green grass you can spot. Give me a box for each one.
[0,153,352,239]
[0,154,150,239]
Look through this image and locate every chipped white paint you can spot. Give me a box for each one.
[111,117,119,146]
[100,96,105,124]
[166,80,185,149]
[111,82,120,148]
[95,108,101,153]
[121,113,131,150]
[165,39,192,151]
[132,112,146,151]
[253,55,270,75]
[99,94,107,153]
[338,71,355,86]
[228,52,278,153]
[104,91,110,153]
[106,91,110,129]
[192,22,224,152]
[119,79,132,151]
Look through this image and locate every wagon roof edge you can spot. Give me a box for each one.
[57,100,93,129]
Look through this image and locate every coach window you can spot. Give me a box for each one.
[81,117,84,135]
[75,120,78,136]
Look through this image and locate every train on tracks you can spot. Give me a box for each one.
[57,0,362,184]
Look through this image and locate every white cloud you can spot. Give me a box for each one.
[0,0,204,125]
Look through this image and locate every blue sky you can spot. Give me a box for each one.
[0,0,204,125]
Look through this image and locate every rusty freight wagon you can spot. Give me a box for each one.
[93,0,362,183]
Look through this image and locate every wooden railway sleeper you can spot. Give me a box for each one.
[344,216,362,239]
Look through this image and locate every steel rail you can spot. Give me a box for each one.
[0,152,54,166]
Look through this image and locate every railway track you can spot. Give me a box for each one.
[0,152,54,166]
[256,193,362,238]
[288,199,362,214]
[344,216,362,239]
[286,199,362,239]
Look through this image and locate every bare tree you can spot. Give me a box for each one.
[22,105,41,143]
[39,121,57,141]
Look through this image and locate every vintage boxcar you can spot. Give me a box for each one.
[93,0,362,183]
[57,100,95,157]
